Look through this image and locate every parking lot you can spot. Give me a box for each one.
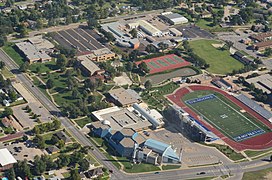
[51,28,104,53]
[0,141,45,161]
[12,82,52,129]
[143,123,232,167]
[176,25,214,39]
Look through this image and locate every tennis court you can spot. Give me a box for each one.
[135,54,191,74]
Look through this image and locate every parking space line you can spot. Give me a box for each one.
[71,29,98,50]
[56,31,81,52]
[78,28,105,49]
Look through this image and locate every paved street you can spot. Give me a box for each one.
[1,48,272,180]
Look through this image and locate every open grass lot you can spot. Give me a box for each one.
[189,39,244,74]
[196,19,233,32]
[141,82,179,110]
[242,167,272,180]
[182,90,270,142]
[2,44,25,66]
[75,117,93,128]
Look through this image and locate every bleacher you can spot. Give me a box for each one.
[235,94,272,122]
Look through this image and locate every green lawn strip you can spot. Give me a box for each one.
[162,165,181,170]
[10,99,26,107]
[244,148,272,158]
[188,177,216,180]
[242,167,272,180]
[75,117,93,128]
[189,39,244,74]
[2,44,25,66]
[1,67,15,79]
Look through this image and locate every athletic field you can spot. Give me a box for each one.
[182,90,268,142]
[135,54,190,74]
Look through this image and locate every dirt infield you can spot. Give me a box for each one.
[167,85,272,151]
[142,67,197,84]
[136,54,191,74]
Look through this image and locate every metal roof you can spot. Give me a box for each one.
[0,148,17,166]
[236,94,272,122]
[144,139,179,161]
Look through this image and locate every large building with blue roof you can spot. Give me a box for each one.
[137,139,181,164]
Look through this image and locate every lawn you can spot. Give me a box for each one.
[244,148,272,158]
[162,165,181,170]
[0,67,15,79]
[141,82,179,110]
[189,39,244,74]
[196,18,233,32]
[2,44,25,66]
[29,59,58,73]
[75,117,93,128]
[242,167,272,180]
[182,90,270,142]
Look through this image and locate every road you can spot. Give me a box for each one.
[1,48,272,180]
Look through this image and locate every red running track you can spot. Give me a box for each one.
[167,85,272,151]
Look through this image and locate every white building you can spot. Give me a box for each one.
[160,12,188,25]
[0,148,17,171]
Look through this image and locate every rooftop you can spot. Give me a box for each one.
[250,32,272,42]
[120,137,135,147]
[254,40,272,48]
[246,74,272,94]
[0,148,17,166]
[92,106,152,131]
[28,35,55,50]
[15,42,51,61]
[80,59,100,75]
[109,87,140,106]
[138,20,161,34]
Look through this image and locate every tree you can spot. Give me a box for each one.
[46,79,54,89]
[52,119,61,130]
[129,28,138,38]
[145,44,157,53]
[0,61,5,69]
[138,62,150,74]
[51,135,59,145]
[144,80,152,90]
[33,155,46,175]
[56,154,70,168]
[57,139,65,149]
[19,61,29,72]
[5,168,15,180]
[158,42,169,51]
[56,54,67,70]
[129,50,139,61]
[34,135,45,149]
[264,48,272,57]
[4,107,13,116]
[87,18,99,29]
[224,41,234,50]
[126,62,134,71]
[79,159,89,172]
[69,169,81,180]
[9,90,17,102]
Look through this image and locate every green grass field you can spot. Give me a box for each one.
[182,90,269,142]
[2,44,25,66]
[189,39,244,74]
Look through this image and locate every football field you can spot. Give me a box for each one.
[182,91,268,142]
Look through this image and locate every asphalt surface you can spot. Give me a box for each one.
[176,25,214,39]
